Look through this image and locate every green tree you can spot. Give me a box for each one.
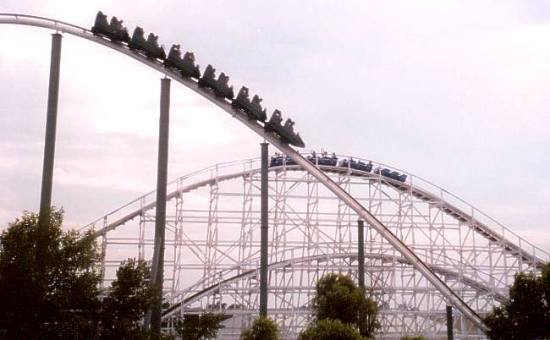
[0,209,101,339]
[357,288,379,338]
[299,318,364,340]
[175,313,230,339]
[311,273,380,338]
[240,316,280,340]
[100,258,159,339]
[484,263,550,340]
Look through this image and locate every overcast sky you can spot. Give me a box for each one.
[0,1,549,251]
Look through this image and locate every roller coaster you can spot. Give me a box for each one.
[84,153,547,338]
[1,12,548,339]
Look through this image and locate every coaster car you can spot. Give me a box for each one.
[198,64,216,88]
[318,153,338,166]
[270,154,284,167]
[198,65,234,100]
[265,110,305,148]
[340,159,372,172]
[232,87,267,121]
[307,151,337,166]
[355,160,372,172]
[92,12,130,43]
[129,27,166,60]
[374,168,407,182]
[215,73,234,100]
[165,45,200,79]
[340,158,356,169]
[391,171,407,182]
[91,11,109,35]
[269,154,296,167]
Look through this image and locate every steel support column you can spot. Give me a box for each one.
[358,219,365,290]
[447,305,454,340]
[149,78,171,336]
[38,33,62,227]
[260,142,269,317]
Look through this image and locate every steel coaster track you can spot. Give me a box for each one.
[162,251,508,319]
[0,13,488,331]
[85,162,547,267]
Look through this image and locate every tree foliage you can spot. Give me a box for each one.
[299,318,364,340]
[313,273,363,324]
[0,209,101,339]
[101,258,159,339]
[0,210,160,339]
[484,263,550,340]
[240,316,280,340]
[311,273,380,338]
[357,289,379,338]
[175,312,230,340]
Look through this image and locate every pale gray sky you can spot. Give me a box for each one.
[0,1,549,250]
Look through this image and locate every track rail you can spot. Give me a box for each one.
[0,13,488,331]
[86,162,547,267]
[162,251,507,318]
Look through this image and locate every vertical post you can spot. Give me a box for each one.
[357,219,366,336]
[260,142,269,317]
[447,305,454,340]
[149,78,171,337]
[38,33,62,227]
[357,219,365,290]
